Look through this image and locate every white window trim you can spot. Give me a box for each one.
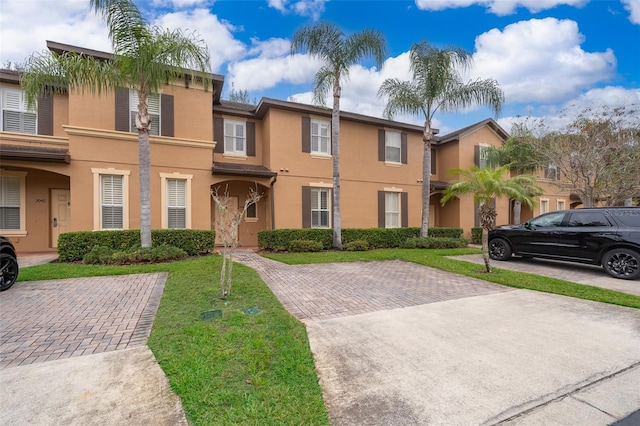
[92,168,130,231]
[1,87,37,134]
[557,199,566,211]
[223,118,247,156]
[160,172,192,229]
[0,170,27,236]
[383,187,402,229]
[540,198,549,214]
[311,187,331,229]
[310,118,331,156]
[384,130,402,166]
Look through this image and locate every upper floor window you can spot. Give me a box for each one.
[130,90,160,136]
[224,119,246,155]
[1,88,36,134]
[475,145,491,169]
[544,164,559,180]
[311,119,330,155]
[385,131,401,163]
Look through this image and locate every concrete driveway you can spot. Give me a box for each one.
[235,251,640,425]
[0,273,187,425]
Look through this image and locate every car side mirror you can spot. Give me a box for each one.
[524,222,532,230]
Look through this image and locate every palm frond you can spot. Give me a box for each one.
[377,79,424,119]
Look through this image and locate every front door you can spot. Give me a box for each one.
[51,189,71,248]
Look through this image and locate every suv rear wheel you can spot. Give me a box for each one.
[489,238,512,261]
[602,248,640,280]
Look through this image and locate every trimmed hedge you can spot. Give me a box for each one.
[401,237,469,249]
[83,245,188,265]
[58,229,215,262]
[258,227,463,251]
[471,227,483,244]
[288,240,324,252]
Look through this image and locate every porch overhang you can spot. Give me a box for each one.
[0,144,70,163]
[430,180,449,190]
[212,162,277,179]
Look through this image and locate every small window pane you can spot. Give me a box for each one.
[385,131,401,163]
[311,120,330,154]
[311,188,330,228]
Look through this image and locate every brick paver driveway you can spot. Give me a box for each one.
[234,251,513,321]
[0,273,166,369]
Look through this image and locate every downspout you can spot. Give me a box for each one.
[270,174,278,229]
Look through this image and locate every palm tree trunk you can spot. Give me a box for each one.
[332,79,342,249]
[482,227,491,273]
[421,121,432,238]
[139,131,152,248]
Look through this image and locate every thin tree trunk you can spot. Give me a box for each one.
[482,227,491,273]
[421,120,432,238]
[513,200,521,224]
[332,78,342,249]
[138,130,152,248]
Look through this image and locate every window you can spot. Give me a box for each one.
[92,168,130,231]
[311,188,330,228]
[385,131,401,163]
[1,88,36,134]
[246,203,257,220]
[540,199,549,214]
[477,145,491,169]
[385,192,400,228]
[166,179,186,229]
[130,90,160,135]
[311,119,330,155]
[544,164,559,180]
[101,175,124,229]
[224,119,246,154]
[0,172,27,234]
[567,212,611,227]
[530,212,565,228]
[557,200,566,211]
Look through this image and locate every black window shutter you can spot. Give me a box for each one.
[431,148,437,174]
[37,94,53,136]
[246,122,256,156]
[378,129,385,162]
[474,145,480,167]
[401,192,408,227]
[302,117,311,153]
[115,88,129,132]
[378,191,385,228]
[401,133,407,164]
[302,186,311,228]
[214,117,224,153]
[160,94,174,137]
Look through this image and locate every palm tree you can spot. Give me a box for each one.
[378,41,504,237]
[20,0,211,247]
[291,22,386,249]
[441,164,542,273]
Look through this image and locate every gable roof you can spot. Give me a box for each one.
[435,118,509,145]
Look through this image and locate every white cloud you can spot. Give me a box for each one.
[622,0,640,23]
[247,38,291,58]
[497,86,640,132]
[0,0,109,65]
[228,54,321,91]
[153,8,245,72]
[267,0,328,20]
[414,0,588,15]
[470,18,616,103]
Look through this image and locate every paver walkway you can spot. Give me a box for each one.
[0,273,166,369]
[233,251,512,321]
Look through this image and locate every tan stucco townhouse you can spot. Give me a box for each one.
[0,41,573,253]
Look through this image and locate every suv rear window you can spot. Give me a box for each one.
[608,209,640,227]
[567,211,612,227]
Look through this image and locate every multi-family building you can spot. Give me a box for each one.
[0,41,571,253]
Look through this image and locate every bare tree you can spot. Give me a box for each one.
[211,186,262,299]
[515,106,640,207]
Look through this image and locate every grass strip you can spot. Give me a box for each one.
[17,257,330,425]
[265,248,640,309]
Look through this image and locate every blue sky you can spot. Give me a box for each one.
[1,0,638,134]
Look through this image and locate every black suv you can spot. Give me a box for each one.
[488,207,640,280]
[1,236,19,291]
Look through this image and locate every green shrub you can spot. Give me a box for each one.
[83,244,188,265]
[258,229,332,251]
[471,227,483,244]
[401,237,468,249]
[288,239,324,252]
[58,229,214,262]
[344,240,369,251]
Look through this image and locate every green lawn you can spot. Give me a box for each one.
[15,247,639,424]
[17,257,330,426]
